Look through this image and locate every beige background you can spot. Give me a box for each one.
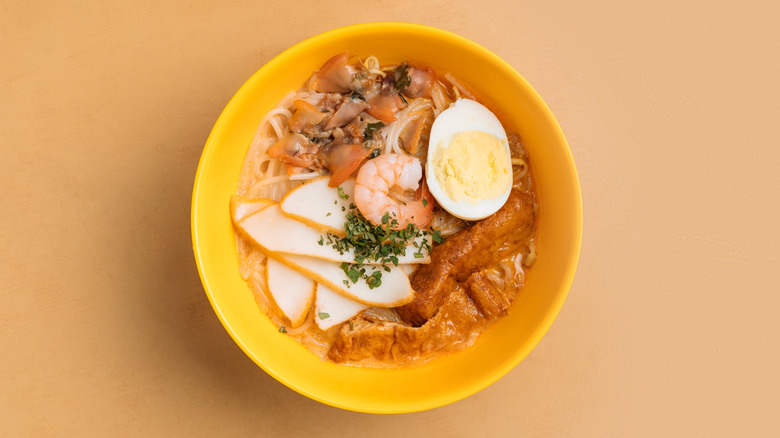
[2,0,778,436]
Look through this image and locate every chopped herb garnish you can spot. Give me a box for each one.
[366,270,383,288]
[318,312,330,320]
[340,262,363,284]
[350,91,366,101]
[363,122,385,139]
[422,198,428,207]
[279,326,287,333]
[431,229,444,243]
[394,63,411,91]
[318,236,324,246]
[326,212,331,217]
[337,186,349,200]
[320,204,437,289]
[349,320,354,330]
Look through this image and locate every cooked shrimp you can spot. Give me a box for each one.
[354,153,434,230]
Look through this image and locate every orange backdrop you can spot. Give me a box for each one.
[2,1,778,436]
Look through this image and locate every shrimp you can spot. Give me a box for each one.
[354,153,434,230]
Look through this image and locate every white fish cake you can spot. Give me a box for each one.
[265,258,315,327]
[314,283,369,330]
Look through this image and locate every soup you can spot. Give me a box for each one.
[231,53,536,367]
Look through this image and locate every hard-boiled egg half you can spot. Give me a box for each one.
[426,99,513,220]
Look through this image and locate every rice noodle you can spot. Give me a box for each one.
[430,209,468,236]
[361,307,403,323]
[513,160,529,184]
[277,90,301,110]
[362,55,386,77]
[284,308,315,335]
[301,93,327,105]
[289,171,323,181]
[252,148,274,174]
[452,84,461,100]
[248,174,289,191]
[443,72,475,100]
[524,241,537,267]
[484,268,505,289]
[431,81,450,116]
[515,253,526,280]
[498,259,513,280]
[383,98,434,155]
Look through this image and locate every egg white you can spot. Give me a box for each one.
[425,99,513,221]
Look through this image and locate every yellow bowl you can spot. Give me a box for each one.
[192,23,582,413]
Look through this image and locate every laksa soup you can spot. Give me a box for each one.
[230,52,537,368]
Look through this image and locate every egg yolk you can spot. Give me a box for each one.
[432,131,511,203]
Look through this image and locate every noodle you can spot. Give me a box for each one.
[443,72,475,100]
[523,241,537,267]
[485,271,504,289]
[247,175,289,195]
[384,98,434,156]
[430,209,467,236]
[252,159,270,183]
[361,307,403,323]
[284,308,315,335]
[289,171,322,181]
[362,55,386,77]
[260,108,292,137]
[431,81,450,116]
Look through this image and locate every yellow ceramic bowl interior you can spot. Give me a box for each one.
[192,23,582,413]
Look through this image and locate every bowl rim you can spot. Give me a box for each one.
[191,22,583,413]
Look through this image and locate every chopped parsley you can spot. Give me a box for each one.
[321,205,439,289]
[349,91,366,101]
[366,270,383,288]
[363,122,385,139]
[341,262,363,283]
[337,186,349,200]
[279,326,287,333]
[318,312,330,320]
[394,63,411,92]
